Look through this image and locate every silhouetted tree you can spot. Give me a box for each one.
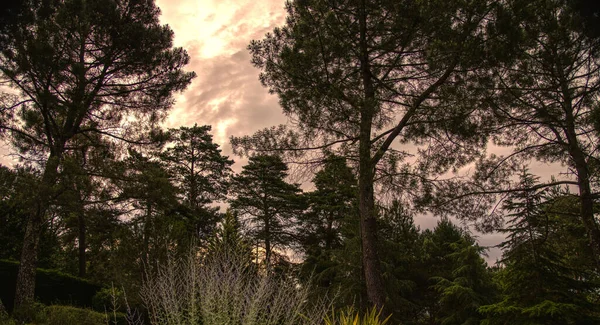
[230,155,303,268]
[161,124,233,241]
[235,0,500,308]
[0,0,194,307]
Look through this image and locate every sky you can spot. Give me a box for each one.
[155,0,289,151]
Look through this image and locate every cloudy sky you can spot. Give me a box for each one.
[155,0,289,151]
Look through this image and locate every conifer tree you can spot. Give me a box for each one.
[299,155,357,287]
[207,209,252,264]
[234,0,498,308]
[229,155,304,268]
[480,170,600,324]
[161,124,233,241]
[0,0,194,307]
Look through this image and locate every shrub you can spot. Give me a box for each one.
[323,307,391,325]
[43,305,108,325]
[11,301,46,324]
[44,305,126,325]
[0,260,101,311]
[92,286,126,313]
[140,249,331,325]
[0,299,15,325]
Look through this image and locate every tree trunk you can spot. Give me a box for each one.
[358,159,386,309]
[570,147,600,266]
[358,0,386,310]
[560,76,600,267]
[14,154,61,309]
[78,212,86,278]
[142,201,152,282]
[265,216,271,268]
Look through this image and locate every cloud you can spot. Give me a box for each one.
[156,0,289,156]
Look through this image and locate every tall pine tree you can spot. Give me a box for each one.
[0,0,194,307]
[230,155,304,268]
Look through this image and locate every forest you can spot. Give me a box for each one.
[1,0,600,324]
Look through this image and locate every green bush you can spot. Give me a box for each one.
[0,299,15,325]
[1,304,127,325]
[11,301,46,324]
[0,260,101,311]
[43,305,109,325]
[92,286,126,313]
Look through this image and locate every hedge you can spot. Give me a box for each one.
[0,260,101,312]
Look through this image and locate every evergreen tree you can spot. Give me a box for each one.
[0,165,60,268]
[234,0,499,308]
[161,124,233,241]
[298,155,357,288]
[207,209,252,264]
[481,0,600,264]
[480,170,600,324]
[229,155,304,268]
[0,0,195,307]
[377,201,425,323]
[416,220,496,325]
[121,149,181,280]
[431,236,495,325]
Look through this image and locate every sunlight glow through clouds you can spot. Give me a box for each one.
[155,0,288,146]
[157,0,238,58]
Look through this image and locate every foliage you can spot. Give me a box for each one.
[431,237,496,325]
[11,301,46,324]
[43,305,116,325]
[1,0,599,323]
[0,166,61,269]
[408,220,497,325]
[230,155,304,268]
[92,286,125,314]
[160,125,233,240]
[0,260,101,312]
[9,304,122,325]
[0,299,11,325]
[459,0,600,258]
[479,171,600,324]
[161,124,233,241]
[323,306,391,325]
[298,155,358,290]
[207,210,252,261]
[236,0,502,307]
[376,202,424,322]
[0,0,195,307]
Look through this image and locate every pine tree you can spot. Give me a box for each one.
[484,0,600,265]
[161,124,233,242]
[229,155,304,268]
[298,155,357,288]
[235,0,499,308]
[121,149,180,280]
[0,0,194,307]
